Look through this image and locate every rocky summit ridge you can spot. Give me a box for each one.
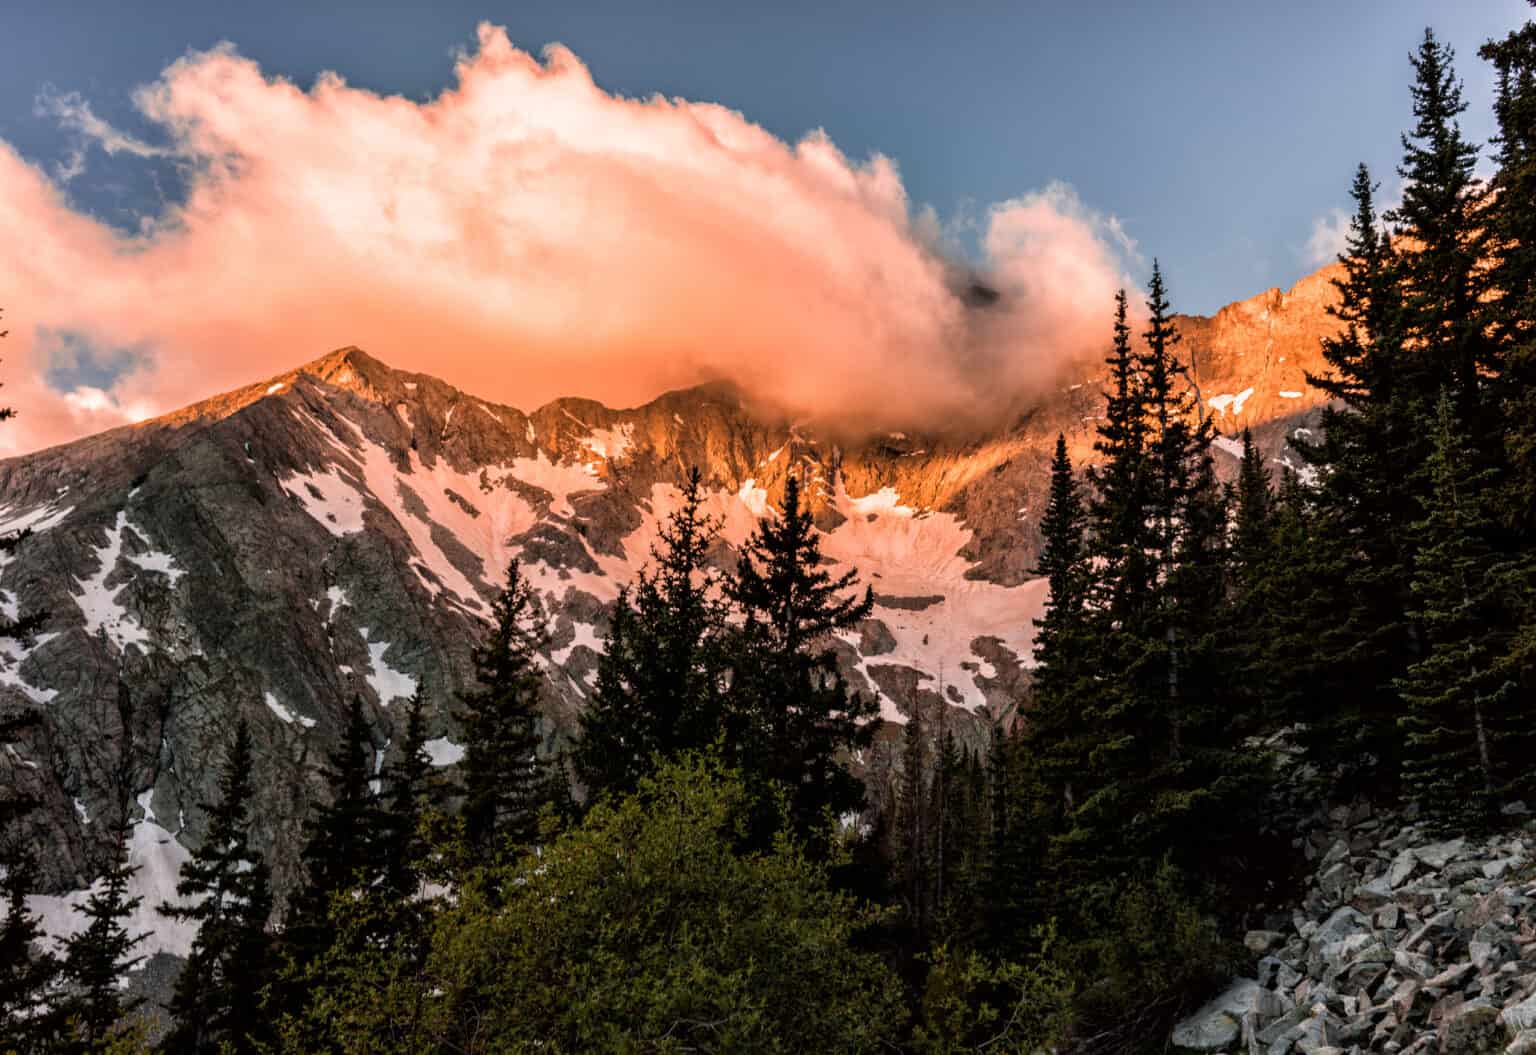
[0,264,1344,973]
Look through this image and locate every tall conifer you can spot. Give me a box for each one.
[726,474,876,845]
[576,469,728,797]
[1025,435,1094,821]
[61,820,145,1048]
[1293,164,1418,783]
[158,719,274,1055]
[1397,395,1528,824]
[457,559,547,859]
[0,713,66,1049]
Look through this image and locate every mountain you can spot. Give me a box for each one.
[0,264,1343,967]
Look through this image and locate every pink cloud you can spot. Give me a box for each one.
[0,24,1137,455]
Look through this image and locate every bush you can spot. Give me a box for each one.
[1059,862,1239,1055]
[910,926,1073,1054]
[294,753,908,1054]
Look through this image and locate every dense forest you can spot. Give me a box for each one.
[6,10,1536,1054]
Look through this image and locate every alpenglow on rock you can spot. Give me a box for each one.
[0,265,1340,964]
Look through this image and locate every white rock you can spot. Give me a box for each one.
[1504,993,1536,1034]
[1388,849,1419,888]
[1414,838,1467,870]
[1171,979,1285,1052]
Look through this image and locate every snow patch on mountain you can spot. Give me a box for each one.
[265,692,316,729]
[822,479,1045,717]
[281,466,369,536]
[360,629,418,706]
[73,512,152,651]
[1209,386,1256,416]
[583,423,634,464]
[0,501,73,561]
[0,631,59,704]
[552,621,603,666]
[1213,435,1246,460]
[424,737,465,767]
[28,789,198,960]
[508,452,602,519]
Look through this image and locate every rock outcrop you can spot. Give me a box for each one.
[1174,803,1536,1055]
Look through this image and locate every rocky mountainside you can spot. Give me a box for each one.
[0,265,1344,967]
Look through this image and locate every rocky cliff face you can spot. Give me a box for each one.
[0,264,1345,964]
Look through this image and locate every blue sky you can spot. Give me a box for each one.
[6,0,1527,314]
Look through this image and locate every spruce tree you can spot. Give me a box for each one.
[929,728,986,946]
[157,719,274,1055]
[1085,289,1151,627]
[0,716,67,1050]
[1397,395,1528,825]
[1229,430,1272,580]
[1023,435,1095,829]
[1483,12,1536,525]
[379,690,439,902]
[894,709,930,943]
[284,695,384,968]
[457,558,547,860]
[0,328,60,1049]
[725,473,877,845]
[61,820,145,1048]
[1480,10,1536,709]
[1389,30,1495,443]
[576,468,729,798]
[1065,269,1257,884]
[1293,164,1418,784]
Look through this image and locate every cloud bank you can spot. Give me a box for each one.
[0,24,1138,455]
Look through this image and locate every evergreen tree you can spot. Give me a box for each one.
[1060,269,1258,889]
[284,695,445,1055]
[1230,471,1352,736]
[1480,9,1536,702]
[1085,290,1152,628]
[61,820,145,1049]
[0,713,67,1050]
[894,708,930,943]
[1229,430,1273,581]
[929,729,987,946]
[157,719,274,1055]
[1483,11,1536,525]
[379,691,439,902]
[1025,435,1095,822]
[725,473,877,846]
[1389,30,1495,443]
[576,468,728,798]
[1397,395,1529,825]
[0,327,61,1049]
[456,559,547,860]
[1292,164,1418,783]
[271,696,386,1053]
[284,696,384,967]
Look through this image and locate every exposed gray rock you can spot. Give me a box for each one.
[1415,838,1468,871]
[1505,993,1536,1034]
[1388,850,1420,889]
[1171,979,1266,1052]
[1190,792,1536,1055]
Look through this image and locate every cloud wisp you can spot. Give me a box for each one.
[1,24,1139,454]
